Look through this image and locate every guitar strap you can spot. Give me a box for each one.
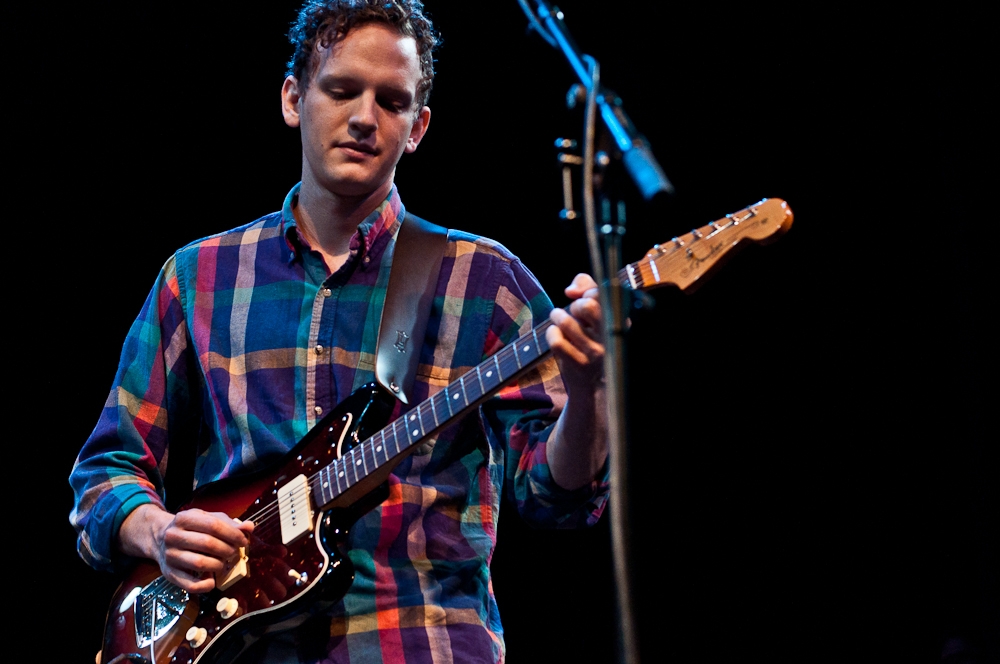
[374,211,448,405]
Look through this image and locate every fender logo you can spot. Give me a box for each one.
[680,240,724,278]
[394,331,409,353]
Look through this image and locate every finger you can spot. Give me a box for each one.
[548,309,603,365]
[206,511,255,546]
[564,273,598,299]
[164,540,231,574]
[162,525,235,562]
[161,551,225,593]
[555,306,600,348]
[553,301,604,351]
[546,322,590,367]
[568,296,603,333]
[176,509,251,547]
[236,519,256,536]
[262,570,290,602]
[163,566,217,594]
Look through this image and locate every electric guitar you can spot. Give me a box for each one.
[97,198,793,664]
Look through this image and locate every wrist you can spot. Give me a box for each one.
[118,503,172,560]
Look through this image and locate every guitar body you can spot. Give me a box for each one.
[99,383,396,664]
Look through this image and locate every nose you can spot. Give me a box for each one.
[348,91,378,136]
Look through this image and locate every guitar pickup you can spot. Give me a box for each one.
[278,474,314,544]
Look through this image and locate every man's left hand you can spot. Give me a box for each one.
[546,273,605,392]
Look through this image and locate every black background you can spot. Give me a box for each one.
[19,2,993,663]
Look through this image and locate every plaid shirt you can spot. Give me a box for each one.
[70,184,609,663]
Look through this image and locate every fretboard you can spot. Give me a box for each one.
[314,318,556,509]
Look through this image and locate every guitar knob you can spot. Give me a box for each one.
[216,597,239,619]
[287,569,309,586]
[186,626,208,648]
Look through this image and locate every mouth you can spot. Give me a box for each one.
[337,142,377,157]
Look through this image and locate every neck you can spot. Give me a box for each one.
[294,175,394,274]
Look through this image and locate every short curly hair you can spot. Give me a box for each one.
[286,0,440,109]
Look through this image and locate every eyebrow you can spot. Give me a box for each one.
[319,76,417,114]
[317,72,414,99]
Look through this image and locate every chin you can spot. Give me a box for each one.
[321,168,393,199]
[329,181,387,199]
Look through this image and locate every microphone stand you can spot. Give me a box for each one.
[518,3,674,663]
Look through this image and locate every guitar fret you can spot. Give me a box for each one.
[360,441,370,477]
[475,364,486,397]
[464,370,483,404]
[348,447,361,484]
[404,410,420,445]
[337,456,348,490]
[428,395,440,428]
[314,468,325,504]
[396,421,413,449]
[453,384,462,412]
[497,347,517,382]
[319,467,332,504]
[403,408,416,438]
[428,393,442,426]
[415,402,432,437]
[385,421,398,456]
[432,389,444,420]
[443,385,454,417]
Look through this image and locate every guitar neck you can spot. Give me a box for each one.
[621,197,792,292]
[313,319,557,511]
[310,197,793,511]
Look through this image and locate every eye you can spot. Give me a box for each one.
[327,86,358,101]
[379,96,410,113]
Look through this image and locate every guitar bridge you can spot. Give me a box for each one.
[215,545,249,591]
[278,474,314,544]
[134,577,190,648]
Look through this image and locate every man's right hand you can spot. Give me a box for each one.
[118,504,254,593]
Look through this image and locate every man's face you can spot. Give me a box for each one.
[281,23,430,201]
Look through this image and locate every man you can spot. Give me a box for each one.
[70,1,610,662]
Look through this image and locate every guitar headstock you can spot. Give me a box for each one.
[624,198,793,293]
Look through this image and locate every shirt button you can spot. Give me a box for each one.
[314,345,324,355]
[363,256,370,263]
[314,406,323,415]
[322,288,332,297]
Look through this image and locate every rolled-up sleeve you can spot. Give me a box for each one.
[479,257,610,529]
[69,255,195,572]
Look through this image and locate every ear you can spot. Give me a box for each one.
[404,106,431,153]
[281,76,302,128]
